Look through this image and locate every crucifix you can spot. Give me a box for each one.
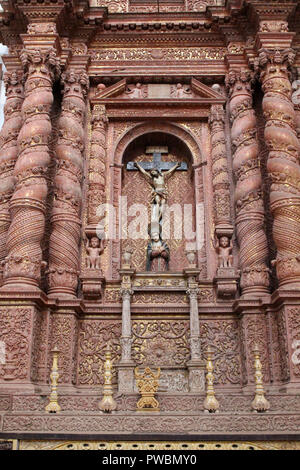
[126,146,187,227]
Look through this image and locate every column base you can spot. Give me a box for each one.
[48,288,77,299]
[117,360,135,394]
[0,277,41,292]
[240,286,269,299]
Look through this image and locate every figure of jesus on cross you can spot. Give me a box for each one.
[127,146,187,226]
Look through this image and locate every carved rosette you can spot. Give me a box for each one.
[256,49,300,288]
[3,49,59,288]
[48,69,89,297]
[208,105,231,225]
[226,69,269,296]
[88,105,108,225]
[0,70,24,285]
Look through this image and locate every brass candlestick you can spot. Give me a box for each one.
[45,346,61,413]
[99,343,117,412]
[203,346,219,413]
[135,366,161,412]
[251,344,270,412]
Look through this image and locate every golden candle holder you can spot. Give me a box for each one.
[203,346,220,413]
[251,344,270,412]
[45,346,61,414]
[99,343,117,412]
[135,366,161,412]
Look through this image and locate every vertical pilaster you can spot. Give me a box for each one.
[87,104,108,227]
[117,269,135,393]
[185,269,205,393]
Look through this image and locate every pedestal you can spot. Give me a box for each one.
[117,360,135,393]
[215,267,239,299]
[187,359,206,393]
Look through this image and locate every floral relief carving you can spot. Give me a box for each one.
[199,319,241,385]
[132,320,190,367]
[78,320,121,385]
[0,308,32,381]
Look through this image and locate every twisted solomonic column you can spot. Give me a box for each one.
[0,70,24,286]
[208,104,231,226]
[2,49,59,290]
[47,69,89,297]
[226,69,270,296]
[88,104,108,225]
[255,49,300,288]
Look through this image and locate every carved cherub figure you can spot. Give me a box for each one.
[85,236,104,270]
[125,82,143,98]
[213,235,233,268]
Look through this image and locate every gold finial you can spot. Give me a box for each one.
[99,343,117,412]
[45,346,61,413]
[251,344,270,412]
[203,346,220,413]
[135,366,161,412]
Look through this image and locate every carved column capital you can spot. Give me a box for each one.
[61,68,89,98]
[225,68,254,97]
[186,288,200,301]
[19,47,60,82]
[254,47,296,71]
[120,288,134,301]
[208,104,225,125]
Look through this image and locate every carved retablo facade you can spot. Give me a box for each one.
[1,0,300,446]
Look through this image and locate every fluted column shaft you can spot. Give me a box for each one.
[88,104,107,225]
[256,49,300,288]
[2,48,59,289]
[226,69,269,296]
[0,70,24,285]
[208,104,231,226]
[48,69,88,297]
[187,288,201,361]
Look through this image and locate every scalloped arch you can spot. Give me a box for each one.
[113,121,202,165]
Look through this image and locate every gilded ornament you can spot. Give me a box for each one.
[99,343,117,413]
[203,347,219,413]
[251,345,270,413]
[45,347,61,414]
[135,366,161,412]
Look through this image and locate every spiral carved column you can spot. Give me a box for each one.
[226,69,270,297]
[208,104,231,226]
[2,49,59,290]
[88,104,108,226]
[48,69,89,298]
[256,49,300,288]
[0,70,24,286]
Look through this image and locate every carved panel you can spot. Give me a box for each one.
[77,320,121,385]
[132,320,190,367]
[199,319,241,385]
[0,307,32,381]
[49,314,78,385]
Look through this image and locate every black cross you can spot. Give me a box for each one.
[126,146,187,172]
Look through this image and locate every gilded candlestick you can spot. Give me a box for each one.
[251,344,270,412]
[45,346,61,414]
[99,343,117,412]
[203,346,219,413]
